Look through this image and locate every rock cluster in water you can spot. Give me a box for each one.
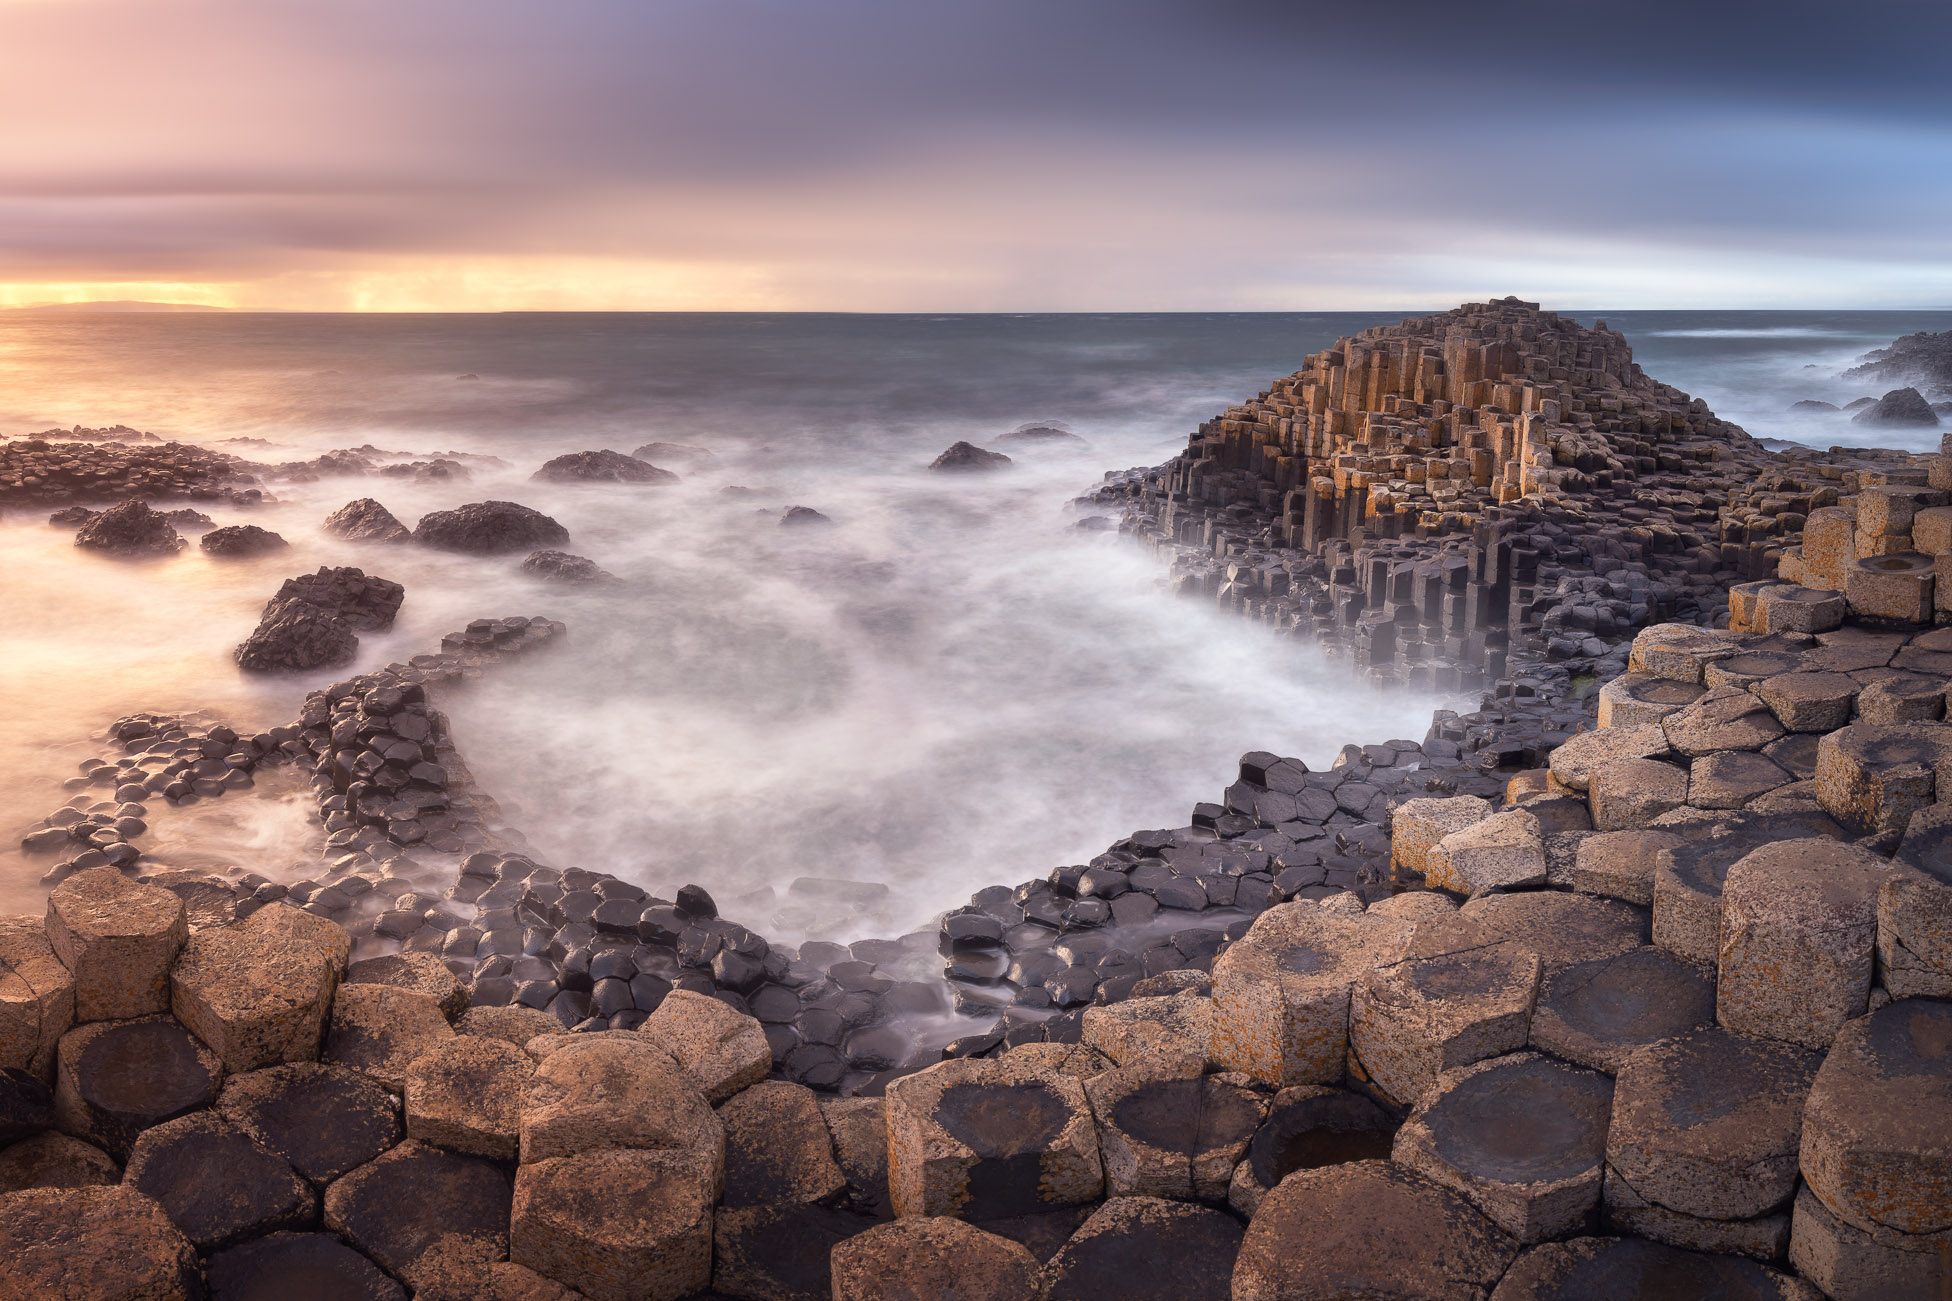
[0,436,265,509]
[929,441,1012,472]
[412,501,570,555]
[532,449,678,485]
[234,567,406,673]
[1844,329,1952,399]
[72,498,187,556]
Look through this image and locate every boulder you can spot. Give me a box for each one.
[53,1015,220,1161]
[233,598,359,673]
[641,989,770,1102]
[630,442,715,465]
[203,1231,407,1300]
[0,1185,199,1299]
[829,1217,1041,1301]
[170,909,342,1073]
[73,499,184,556]
[533,449,678,484]
[322,497,411,543]
[510,1148,716,1301]
[44,866,186,1022]
[324,984,455,1091]
[1232,1160,1518,1301]
[322,1140,512,1292]
[413,501,569,554]
[779,505,831,527]
[928,441,1012,472]
[122,1109,313,1249]
[218,1062,401,1185]
[1043,1196,1242,1301]
[520,550,615,583]
[268,566,403,631]
[200,524,288,557]
[404,1036,532,1160]
[1851,386,1940,427]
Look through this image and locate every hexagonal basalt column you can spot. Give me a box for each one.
[323,984,454,1092]
[1845,552,1935,625]
[0,918,75,1078]
[1790,1182,1948,1301]
[404,1035,531,1161]
[643,989,770,1103]
[1685,750,1792,809]
[1651,810,1847,964]
[1628,624,1740,683]
[716,1079,846,1208]
[1755,671,1858,732]
[1595,675,1707,729]
[43,868,187,1022]
[1424,808,1547,894]
[1546,724,1671,792]
[1703,650,1808,690]
[1393,1052,1613,1243]
[510,1147,718,1301]
[322,1140,512,1293]
[1661,685,1785,758]
[1529,947,1716,1074]
[829,1218,1041,1301]
[1814,720,1949,837]
[122,1110,313,1250]
[1755,584,1846,634]
[1083,1069,1264,1201]
[1208,902,1410,1088]
[1494,1235,1825,1301]
[1878,874,1952,997]
[1225,1085,1394,1216]
[1857,672,1947,724]
[1389,795,1490,881]
[518,1034,721,1172]
[1587,758,1689,831]
[1041,1197,1243,1301]
[1570,829,1683,906]
[884,1056,1102,1219]
[1348,927,1540,1109]
[53,1015,221,1161]
[0,1185,200,1299]
[1717,837,1919,1048]
[170,906,343,1074]
[202,1233,406,1301]
[218,1062,401,1186]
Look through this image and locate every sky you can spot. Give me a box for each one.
[2,0,1949,311]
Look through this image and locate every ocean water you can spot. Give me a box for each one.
[1,308,1948,934]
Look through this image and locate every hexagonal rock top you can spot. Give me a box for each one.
[1812,720,1948,837]
[1080,991,1212,1078]
[0,1184,200,1299]
[1629,624,1739,683]
[884,1056,1102,1219]
[1606,1027,1820,1223]
[1043,1196,1243,1301]
[518,1033,721,1173]
[642,989,771,1103]
[1596,675,1705,730]
[1390,795,1490,880]
[203,1231,407,1301]
[1425,808,1548,894]
[53,1014,221,1161]
[1529,947,1716,1074]
[0,916,76,1077]
[323,984,455,1092]
[1797,998,1952,1240]
[1226,1085,1394,1216]
[1393,1052,1614,1243]
[1661,685,1786,758]
[322,1139,512,1293]
[1650,810,1847,965]
[346,951,469,1019]
[1084,1069,1265,1201]
[830,1217,1042,1301]
[716,1079,846,1207]
[1547,725,1671,792]
[43,867,187,1022]
[1717,837,1919,1048]
[218,1062,403,1185]
[1208,901,1411,1088]
[404,1035,532,1161]
[1232,1159,1519,1301]
[511,1147,717,1301]
[169,904,344,1073]
[122,1109,313,1251]
[0,1133,118,1196]
[1453,891,1650,974]
[1488,1235,1823,1301]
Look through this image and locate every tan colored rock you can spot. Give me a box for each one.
[1453,891,1648,973]
[1084,1068,1264,1200]
[1546,724,1670,792]
[1628,623,1739,683]
[218,1062,401,1185]
[1756,583,1846,635]
[346,951,468,1019]
[884,1055,1101,1219]
[1232,1160,1519,1301]
[1208,902,1410,1088]
[1789,1181,1950,1301]
[0,916,75,1078]
[1704,650,1807,690]
[1080,991,1211,1078]
[510,1148,715,1301]
[456,1003,563,1048]
[519,1032,722,1175]
[1650,810,1846,965]
[1425,808,1547,893]
[0,1133,118,1195]
[323,1139,512,1293]
[53,1015,222,1161]
[830,1217,1041,1301]
[1846,552,1935,624]
[1529,944,1715,1077]
[1599,1164,1790,1260]
[641,989,769,1103]
[1389,795,1489,880]
[169,910,340,1073]
[242,902,351,976]
[1814,720,1947,836]
[1878,873,1952,997]
[1224,1084,1393,1217]
[1685,750,1791,809]
[1856,673,1946,723]
[43,868,187,1022]
[1587,757,1689,831]
[1718,837,1916,1048]
[1595,674,1706,728]
[1756,670,1859,732]
[404,1035,532,1160]
[1661,685,1785,757]
[820,1096,890,1218]
[323,983,454,1091]
[716,1079,845,1207]
[0,1184,199,1299]
[1570,829,1682,905]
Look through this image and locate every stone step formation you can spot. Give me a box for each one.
[6,301,1952,1297]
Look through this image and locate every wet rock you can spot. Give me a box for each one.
[1232,1159,1518,1301]
[1226,1084,1394,1216]
[413,500,570,554]
[200,524,288,557]
[234,598,359,672]
[0,1132,117,1194]
[347,951,468,1018]
[1084,1069,1263,1200]
[1851,386,1940,427]
[170,905,343,1073]
[45,866,187,1021]
[270,565,404,630]
[122,1109,313,1249]
[712,1203,870,1301]
[0,1184,200,1299]
[717,1079,845,1206]
[928,441,1012,472]
[0,917,76,1076]
[52,1014,220,1160]
[1490,1235,1822,1301]
[884,1055,1102,1218]
[404,1036,532,1160]
[323,497,411,543]
[324,984,455,1091]
[322,1140,512,1291]
[1042,1196,1241,1301]
[518,1032,721,1168]
[510,1147,715,1301]
[779,505,832,527]
[1530,946,1715,1074]
[829,1217,1041,1301]
[204,1230,407,1300]
[520,549,615,583]
[72,499,185,556]
[533,448,678,484]
[1393,1051,1613,1243]
[643,988,770,1102]
[219,1062,402,1185]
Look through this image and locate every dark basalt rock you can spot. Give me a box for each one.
[929,441,1012,472]
[1245,1088,1395,1190]
[204,1231,406,1300]
[322,498,410,543]
[122,1111,313,1250]
[234,599,359,673]
[413,500,570,553]
[218,1063,403,1186]
[1043,1198,1242,1301]
[0,1070,54,1146]
[73,499,185,556]
[321,1141,511,1284]
[521,550,615,584]
[47,505,98,527]
[533,449,678,484]
[713,1203,871,1301]
[58,1016,222,1160]
[780,505,833,527]
[200,524,289,558]
[272,566,404,632]
[1845,328,1952,396]
[1789,400,1839,412]
[997,424,1087,446]
[1850,387,1939,427]
[632,441,716,464]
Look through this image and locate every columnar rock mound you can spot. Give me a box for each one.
[73,500,185,556]
[323,498,411,543]
[199,524,288,558]
[1846,329,1952,398]
[233,567,403,673]
[273,567,404,632]
[1851,388,1940,428]
[1,438,260,508]
[532,449,678,484]
[414,501,570,554]
[930,441,1012,472]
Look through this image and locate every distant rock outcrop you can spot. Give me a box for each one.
[413,501,569,554]
[521,550,615,584]
[322,498,410,543]
[632,442,716,465]
[1851,387,1940,428]
[1789,400,1838,413]
[73,500,184,556]
[199,525,288,558]
[929,442,1012,472]
[996,423,1086,446]
[1844,329,1952,397]
[532,449,677,484]
[780,506,833,527]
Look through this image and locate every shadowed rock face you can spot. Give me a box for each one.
[533,449,679,484]
[322,498,410,543]
[1246,1091,1394,1188]
[73,499,184,556]
[1846,330,1952,397]
[936,1082,1070,1157]
[1423,1059,1613,1186]
[1851,387,1940,427]
[1108,1078,1260,1159]
[412,500,569,554]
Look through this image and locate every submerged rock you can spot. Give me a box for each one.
[322,498,411,543]
[1789,400,1839,412]
[632,441,716,464]
[929,442,1012,472]
[200,525,288,558]
[780,506,832,527]
[47,506,97,528]
[997,424,1086,445]
[1851,387,1940,427]
[413,501,569,554]
[521,551,615,584]
[533,449,677,485]
[73,500,185,556]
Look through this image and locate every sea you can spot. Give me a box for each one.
[2,308,1948,934]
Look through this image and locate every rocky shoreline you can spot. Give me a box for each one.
[1,301,1948,1298]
